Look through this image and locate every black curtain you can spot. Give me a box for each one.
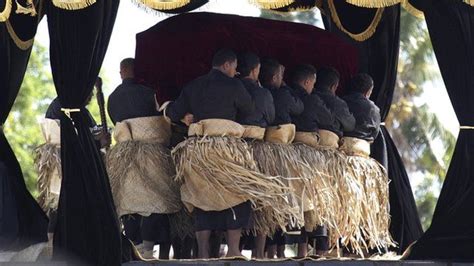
[407,0,474,260]
[46,0,121,264]
[323,2,423,253]
[0,2,48,250]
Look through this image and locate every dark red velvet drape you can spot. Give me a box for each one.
[135,12,358,104]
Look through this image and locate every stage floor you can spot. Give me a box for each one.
[121,259,473,266]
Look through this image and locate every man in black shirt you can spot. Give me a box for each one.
[290,64,333,257]
[236,52,275,259]
[291,64,333,135]
[167,52,254,123]
[343,73,381,143]
[237,52,275,128]
[108,58,160,125]
[313,67,355,146]
[167,49,255,259]
[107,58,176,259]
[259,58,303,126]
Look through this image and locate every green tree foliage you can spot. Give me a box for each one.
[4,43,56,197]
[260,9,320,26]
[385,11,456,230]
[4,42,111,198]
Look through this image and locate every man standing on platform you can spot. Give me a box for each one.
[107,58,181,259]
[290,64,334,257]
[310,67,355,255]
[167,48,264,259]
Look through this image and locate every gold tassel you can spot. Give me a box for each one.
[5,19,34,50]
[51,0,96,10]
[15,0,37,16]
[328,0,384,42]
[401,0,423,19]
[135,0,190,10]
[345,0,401,8]
[0,0,12,22]
[249,0,295,9]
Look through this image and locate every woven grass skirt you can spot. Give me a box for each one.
[107,116,181,217]
[36,118,62,213]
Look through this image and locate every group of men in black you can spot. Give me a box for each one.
[43,48,381,260]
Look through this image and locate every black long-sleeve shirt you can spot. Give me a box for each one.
[291,85,334,132]
[167,69,254,123]
[343,92,381,142]
[314,87,356,137]
[107,78,160,124]
[237,78,275,127]
[268,85,304,126]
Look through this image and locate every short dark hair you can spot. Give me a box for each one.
[212,48,237,67]
[348,73,374,94]
[120,58,134,70]
[316,67,340,88]
[237,52,260,77]
[259,58,281,86]
[291,64,317,84]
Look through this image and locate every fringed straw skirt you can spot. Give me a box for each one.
[172,135,295,232]
[35,143,61,213]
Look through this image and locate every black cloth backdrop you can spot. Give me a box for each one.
[0,1,48,250]
[135,12,358,104]
[323,2,423,253]
[46,0,121,264]
[407,0,474,260]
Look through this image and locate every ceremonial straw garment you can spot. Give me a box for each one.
[36,119,62,213]
[293,130,344,237]
[339,136,395,255]
[243,125,301,235]
[172,119,294,230]
[107,116,181,217]
[258,124,313,233]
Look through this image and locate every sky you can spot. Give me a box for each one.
[34,0,459,161]
[36,0,261,90]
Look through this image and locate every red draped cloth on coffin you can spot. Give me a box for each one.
[135,12,358,103]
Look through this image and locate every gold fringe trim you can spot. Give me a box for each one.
[0,0,12,22]
[51,0,96,10]
[345,0,400,8]
[401,0,423,19]
[328,0,385,42]
[464,0,474,6]
[5,19,34,50]
[249,0,295,9]
[135,0,190,10]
